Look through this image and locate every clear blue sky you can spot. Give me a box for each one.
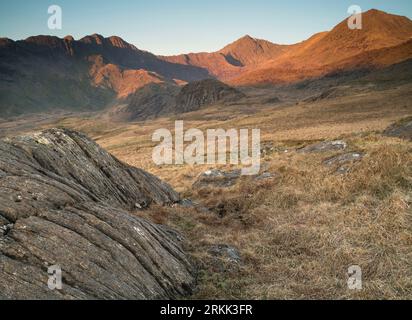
[0,0,411,55]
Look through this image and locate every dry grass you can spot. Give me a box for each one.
[135,133,412,300]
[1,83,411,299]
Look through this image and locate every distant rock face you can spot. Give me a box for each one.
[106,79,246,121]
[107,83,181,121]
[0,128,196,300]
[175,79,246,113]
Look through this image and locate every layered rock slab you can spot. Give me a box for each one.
[0,128,195,299]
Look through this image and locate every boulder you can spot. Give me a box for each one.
[0,128,195,300]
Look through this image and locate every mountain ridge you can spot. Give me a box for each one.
[1,9,411,117]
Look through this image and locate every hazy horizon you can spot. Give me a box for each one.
[1,0,412,55]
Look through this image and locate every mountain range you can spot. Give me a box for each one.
[0,9,411,118]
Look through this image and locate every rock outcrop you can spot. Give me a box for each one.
[107,83,181,121]
[0,128,195,299]
[175,79,246,113]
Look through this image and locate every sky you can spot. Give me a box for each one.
[0,0,411,55]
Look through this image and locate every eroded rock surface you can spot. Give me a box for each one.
[175,79,246,113]
[0,128,195,300]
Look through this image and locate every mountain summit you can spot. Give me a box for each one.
[231,9,412,85]
[0,9,411,117]
[159,10,412,85]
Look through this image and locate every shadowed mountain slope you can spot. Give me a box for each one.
[0,34,210,117]
[106,79,246,121]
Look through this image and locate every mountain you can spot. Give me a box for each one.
[160,35,288,80]
[0,9,411,118]
[161,9,412,85]
[230,9,412,85]
[105,82,180,121]
[0,34,210,117]
[106,79,246,121]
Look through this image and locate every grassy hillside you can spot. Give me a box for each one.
[3,80,410,299]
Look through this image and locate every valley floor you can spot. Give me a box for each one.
[1,83,411,299]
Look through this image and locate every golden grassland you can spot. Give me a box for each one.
[136,134,412,299]
[2,84,411,299]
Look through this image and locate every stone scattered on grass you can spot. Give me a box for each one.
[253,172,275,181]
[297,140,347,153]
[193,168,276,189]
[193,169,242,189]
[175,198,212,214]
[323,152,364,166]
[323,152,365,174]
[209,244,241,263]
[208,244,242,272]
[383,117,412,141]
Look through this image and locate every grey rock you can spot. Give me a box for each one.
[0,224,13,237]
[193,168,276,189]
[208,244,242,273]
[323,152,364,175]
[383,117,412,141]
[175,199,212,214]
[297,140,347,153]
[178,198,198,208]
[209,245,241,263]
[253,172,275,181]
[323,152,364,166]
[261,142,275,156]
[336,166,351,175]
[193,169,242,189]
[0,128,195,300]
